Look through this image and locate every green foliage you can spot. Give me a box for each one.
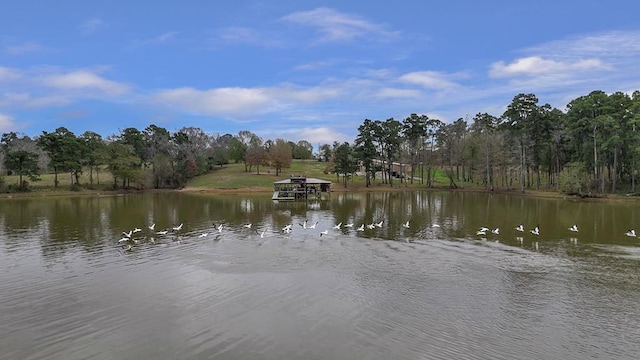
[269,139,292,176]
[558,162,588,195]
[334,142,357,187]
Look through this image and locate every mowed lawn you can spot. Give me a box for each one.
[2,159,453,192]
[187,160,337,189]
[3,168,114,190]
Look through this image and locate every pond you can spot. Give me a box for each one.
[1,191,639,359]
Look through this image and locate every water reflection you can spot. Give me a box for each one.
[1,191,640,359]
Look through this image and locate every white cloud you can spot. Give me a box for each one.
[0,66,21,81]
[375,88,422,99]
[293,61,333,72]
[153,87,273,116]
[42,70,130,96]
[155,32,177,43]
[152,82,347,117]
[0,113,17,132]
[5,41,44,55]
[398,71,462,91]
[218,27,260,42]
[79,18,106,35]
[525,31,640,60]
[280,7,397,43]
[489,56,604,78]
[129,31,179,48]
[263,126,352,146]
[212,27,282,47]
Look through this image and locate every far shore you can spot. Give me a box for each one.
[3,182,638,203]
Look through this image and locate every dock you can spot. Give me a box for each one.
[272,175,331,201]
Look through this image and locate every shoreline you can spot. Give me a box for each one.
[1,184,638,202]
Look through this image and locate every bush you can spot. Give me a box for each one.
[558,162,588,195]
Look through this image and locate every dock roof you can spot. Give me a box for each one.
[273,177,331,184]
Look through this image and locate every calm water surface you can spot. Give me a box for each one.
[1,191,640,359]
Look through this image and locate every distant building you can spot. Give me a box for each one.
[272,175,331,201]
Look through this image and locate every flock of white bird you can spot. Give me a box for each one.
[117,218,638,252]
[115,218,438,251]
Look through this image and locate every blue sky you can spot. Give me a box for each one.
[1,0,639,145]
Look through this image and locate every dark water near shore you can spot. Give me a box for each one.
[1,191,640,359]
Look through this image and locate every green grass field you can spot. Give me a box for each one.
[187,160,454,190]
[187,160,336,189]
[2,167,115,192]
[2,159,456,193]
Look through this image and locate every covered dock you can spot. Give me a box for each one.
[272,175,331,201]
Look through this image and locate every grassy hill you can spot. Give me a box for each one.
[186,159,452,192]
[1,159,455,195]
[186,160,336,190]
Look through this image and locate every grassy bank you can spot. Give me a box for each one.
[5,160,624,201]
[186,160,458,193]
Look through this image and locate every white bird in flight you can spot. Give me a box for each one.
[402,221,410,229]
[333,222,342,229]
[148,223,155,231]
[172,223,183,231]
[530,226,540,236]
[569,224,578,232]
[515,224,524,232]
[320,230,329,236]
[626,229,636,237]
[243,223,252,229]
[356,224,365,232]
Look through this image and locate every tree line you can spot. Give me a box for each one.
[0,126,314,191]
[3,89,640,195]
[327,90,640,196]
